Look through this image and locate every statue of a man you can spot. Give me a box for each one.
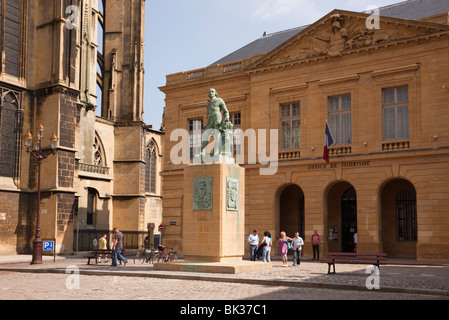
[201,88,233,158]
[204,88,230,130]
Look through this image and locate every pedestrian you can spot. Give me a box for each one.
[98,234,108,263]
[92,236,98,250]
[291,232,304,266]
[261,231,272,263]
[111,227,127,267]
[311,230,321,260]
[247,230,259,261]
[267,232,273,261]
[353,232,358,252]
[278,231,292,267]
[144,236,149,249]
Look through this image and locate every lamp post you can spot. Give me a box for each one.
[25,124,58,265]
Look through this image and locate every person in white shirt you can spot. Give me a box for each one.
[247,230,259,261]
[261,231,273,263]
[291,232,304,266]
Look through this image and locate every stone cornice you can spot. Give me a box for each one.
[246,31,449,75]
[34,84,80,99]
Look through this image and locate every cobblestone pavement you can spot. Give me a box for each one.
[0,255,448,301]
[0,271,447,300]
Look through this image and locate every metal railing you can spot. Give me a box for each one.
[73,229,161,252]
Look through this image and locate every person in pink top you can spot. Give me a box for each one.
[311,230,321,260]
[278,231,292,267]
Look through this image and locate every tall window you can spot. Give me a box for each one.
[0,0,22,77]
[96,0,105,117]
[145,141,157,193]
[86,189,97,226]
[189,118,203,159]
[396,189,417,242]
[280,102,300,150]
[0,90,21,178]
[383,86,409,140]
[230,112,241,157]
[328,94,351,145]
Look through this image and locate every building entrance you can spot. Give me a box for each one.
[326,182,357,253]
[381,179,417,259]
[279,185,305,239]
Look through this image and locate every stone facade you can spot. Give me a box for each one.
[160,9,449,261]
[0,0,164,255]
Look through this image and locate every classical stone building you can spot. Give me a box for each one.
[0,0,164,255]
[160,0,449,261]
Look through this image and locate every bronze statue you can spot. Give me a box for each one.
[204,88,231,130]
[200,89,233,158]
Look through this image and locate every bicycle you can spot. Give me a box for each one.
[134,246,156,264]
[152,245,177,263]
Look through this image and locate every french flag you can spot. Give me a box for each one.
[323,121,334,163]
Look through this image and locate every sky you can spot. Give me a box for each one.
[144,0,398,130]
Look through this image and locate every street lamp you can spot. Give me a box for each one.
[25,124,58,265]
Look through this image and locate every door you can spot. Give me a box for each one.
[341,187,357,252]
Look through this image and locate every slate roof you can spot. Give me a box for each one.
[212,0,449,65]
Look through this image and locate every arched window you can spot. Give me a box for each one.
[0,90,21,179]
[145,140,158,193]
[93,133,106,166]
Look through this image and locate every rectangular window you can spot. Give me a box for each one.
[280,102,300,150]
[189,118,203,159]
[383,86,409,140]
[328,94,351,145]
[230,112,241,156]
[87,190,96,226]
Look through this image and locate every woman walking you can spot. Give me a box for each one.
[278,231,292,267]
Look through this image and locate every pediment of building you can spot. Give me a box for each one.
[247,10,449,70]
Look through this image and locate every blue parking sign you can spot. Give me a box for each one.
[43,241,54,251]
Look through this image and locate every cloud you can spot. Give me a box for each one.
[250,0,321,21]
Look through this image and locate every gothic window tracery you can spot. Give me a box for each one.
[145,140,158,193]
[93,134,105,167]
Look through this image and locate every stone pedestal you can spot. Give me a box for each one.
[154,160,272,274]
[183,161,245,262]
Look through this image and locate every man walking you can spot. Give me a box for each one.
[111,227,127,267]
[311,230,321,260]
[291,232,304,266]
[247,230,259,261]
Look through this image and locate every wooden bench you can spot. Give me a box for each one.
[321,252,387,274]
[84,249,126,265]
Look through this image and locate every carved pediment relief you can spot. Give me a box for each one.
[256,11,449,68]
